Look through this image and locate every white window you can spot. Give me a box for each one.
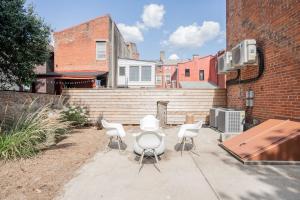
[96,41,106,60]
[156,75,162,85]
[129,66,139,81]
[141,66,151,81]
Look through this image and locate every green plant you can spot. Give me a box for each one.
[0,0,52,89]
[60,105,88,127]
[0,102,68,160]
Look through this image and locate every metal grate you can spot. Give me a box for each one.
[228,112,241,132]
[217,110,244,133]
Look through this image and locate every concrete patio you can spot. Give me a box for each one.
[57,127,300,200]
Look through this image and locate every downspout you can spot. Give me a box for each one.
[111,20,115,88]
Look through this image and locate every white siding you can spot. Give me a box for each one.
[117,59,156,88]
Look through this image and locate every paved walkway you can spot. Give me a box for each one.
[57,127,300,200]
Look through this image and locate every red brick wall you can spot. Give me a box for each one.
[158,65,177,88]
[178,56,225,88]
[54,16,110,72]
[226,0,300,122]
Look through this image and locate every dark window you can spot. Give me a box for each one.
[119,66,125,76]
[199,70,204,80]
[185,68,190,77]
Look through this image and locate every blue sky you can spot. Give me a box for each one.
[26,0,226,60]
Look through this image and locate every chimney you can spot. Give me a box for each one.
[160,51,165,61]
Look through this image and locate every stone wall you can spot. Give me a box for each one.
[0,91,64,108]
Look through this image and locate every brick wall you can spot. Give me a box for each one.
[54,15,110,72]
[226,0,300,122]
[156,65,177,88]
[178,55,226,88]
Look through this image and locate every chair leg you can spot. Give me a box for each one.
[191,137,196,150]
[117,136,121,151]
[181,137,186,156]
[153,150,160,170]
[104,136,112,153]
[139,150,145,166]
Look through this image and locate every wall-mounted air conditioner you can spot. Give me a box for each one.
[217,110,245,133]
[217,51,233,74]
[231,39,257,69]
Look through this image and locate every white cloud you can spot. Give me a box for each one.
[168,54,180,60]
[142,4,165,28]
[117,4,165,43]
[166,21,221,48]
[117,23,144,43]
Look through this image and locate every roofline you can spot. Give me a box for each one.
[54,14,111,34]
[178,55,216,64]
[118,57,157,63]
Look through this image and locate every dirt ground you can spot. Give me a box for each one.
[0,127,107,200]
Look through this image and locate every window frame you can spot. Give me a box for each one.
[96,41,106,60]
[199,70,205,80]
[141,66,152,82]
[185,68,190,77]
[129,66,140,82]
[119,66,126,76]
[165,74,171,83]
[156,75,162,85]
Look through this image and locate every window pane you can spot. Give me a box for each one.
[129,66,139,81]
[156,75,162,84]
[96,41,106,60]
[119,67,125,76]
[199,70,204,80]
[185,68,190,77]
[141,66,151,81]
[165,74,171,82]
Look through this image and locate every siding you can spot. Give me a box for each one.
[62,88,227,124]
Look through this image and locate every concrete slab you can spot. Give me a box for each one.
[57,127,300,200]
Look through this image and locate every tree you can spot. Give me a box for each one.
[0,0,51,89]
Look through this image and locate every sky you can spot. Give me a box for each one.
[25,0,226,60]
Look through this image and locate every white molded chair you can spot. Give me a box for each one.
[177,120,203,156]
[101,119,126,151]
[133,131,165,170]
[140,115,160,132]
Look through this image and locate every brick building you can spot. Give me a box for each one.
[226,0,300,123]
[156,52,225,89]
[36,15,139,94]
[178,55,226,88]
[155,51,185,88]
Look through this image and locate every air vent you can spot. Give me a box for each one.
[210,108,225,128]
[217,110,245,133]
[232,47,241,66]
[217,51,233,74]
[231,39,257,69]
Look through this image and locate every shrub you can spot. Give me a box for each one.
[0,102,69,160]
[60,105,88,127]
